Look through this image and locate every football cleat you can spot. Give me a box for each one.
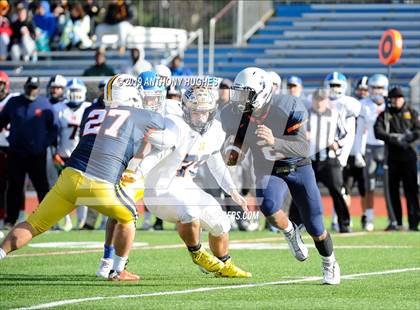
[96,258,113,278]
[283,222,309,262]
[365,222,374,232]
[215,259,252,278]
[322,260,341,285]
[108,269,140,281]
[63,221,73,232]
[139,220,152,231]
[190,247,224,273]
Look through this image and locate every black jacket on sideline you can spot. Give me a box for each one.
[374,103,420,162]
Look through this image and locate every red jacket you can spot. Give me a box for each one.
[0,16,12,37]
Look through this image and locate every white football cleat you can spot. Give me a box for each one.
[63,221,73,232]
[365,222,374,232]
[283,223,309,262]
[322,260,341,285]
[96,258,113,278]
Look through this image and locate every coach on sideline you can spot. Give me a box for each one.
[374,87,419,231]
[0,77,58,228]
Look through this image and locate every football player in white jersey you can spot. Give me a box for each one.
[357,74,389,231]
[142,86,250,278]
[0,71,19,230]
[323,72,361,231]
[54,78,91,230]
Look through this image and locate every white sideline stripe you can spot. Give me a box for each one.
[13,268,420,310]
[8,234,415,258]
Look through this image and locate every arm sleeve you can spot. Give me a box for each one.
[410,109,420,142]
[272,100,310,158]
[335,110,348,147]
[272,120,310,158]
[353,113,366,155]
[373,112,404,147]
[338,116,355,160]
[46,106,59,147]
[206,151,237,194]
[146,112,165,131]
[374,112,389,142]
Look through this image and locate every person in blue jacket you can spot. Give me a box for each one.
[0,76,59,227]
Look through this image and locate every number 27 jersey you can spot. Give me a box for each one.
[66,106,165,184]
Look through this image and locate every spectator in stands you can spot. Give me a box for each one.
[0,77,59,228]
[287,75,310,109]
[170,56,192,77]
[9,4,37,62]
[0,0,12,61]
[83,48,115,76]
[374,87,420,231]
[95,0,133,55]
[83,0,100,37]
[125,46,152,76]
[59,2,92,50]
[49,1,67,49]
[33,1,58,51]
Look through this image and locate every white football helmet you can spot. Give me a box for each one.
[104,74,141,108]
[230,67,273,112]
[155,64,172,79]
[66,78,86,107]
[323,72,348,100]
[182,86,218,134]
[368,74,389,104]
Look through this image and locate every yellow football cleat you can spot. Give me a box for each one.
[215,259,252,278]
[190,247,224,273]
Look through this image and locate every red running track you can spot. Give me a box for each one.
[23,194,405,216]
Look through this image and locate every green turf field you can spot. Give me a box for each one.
[1,218,419,310]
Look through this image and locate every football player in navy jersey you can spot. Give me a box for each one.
[220,67,340,285]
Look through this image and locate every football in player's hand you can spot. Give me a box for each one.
[222,135,246,166]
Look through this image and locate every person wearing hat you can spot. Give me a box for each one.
[286,75,310,110]
[374,87,420,231]
[0,76,59,228]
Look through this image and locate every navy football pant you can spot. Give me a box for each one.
[256,164,325,237]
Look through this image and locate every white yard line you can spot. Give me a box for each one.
[12,267,420,310]
[8,236,416,258]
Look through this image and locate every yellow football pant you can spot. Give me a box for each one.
[27,167,137,235]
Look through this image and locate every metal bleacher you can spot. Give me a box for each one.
[184,3,420,93]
